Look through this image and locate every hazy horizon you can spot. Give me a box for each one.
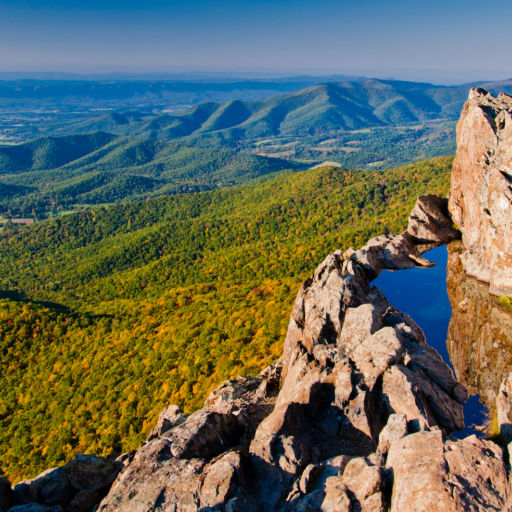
[1,0,511,85]
[0,70,510,88]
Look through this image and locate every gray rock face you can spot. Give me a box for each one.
[7,455,120,512]
[449,87,512,295]
[387,430,511,512]
[244,214,465,510]
[97,368,279,512]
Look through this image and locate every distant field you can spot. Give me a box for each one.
[247,121,456,169]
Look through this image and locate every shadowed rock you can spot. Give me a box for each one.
[9,455,120,512]
[0,478,15,512]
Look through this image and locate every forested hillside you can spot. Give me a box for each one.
[0,135,295,217]
[0,156,452,481]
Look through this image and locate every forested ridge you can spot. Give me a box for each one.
[0,135,295,217]
[0,156,452,481]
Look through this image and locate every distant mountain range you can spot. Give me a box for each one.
[0,71,365,82]
[1,75,511,116]
[1,77,511,216]
[0,76,360,111]
[32,78,512,142]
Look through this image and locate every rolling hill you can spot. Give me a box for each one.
[0,132,117,173]
[0,133,296,216]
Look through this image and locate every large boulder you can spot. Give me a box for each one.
[285,455,386,512]
[449,87,512,295]
[407,194,460,244]
[12,454,120,512]
[387,430,511,511]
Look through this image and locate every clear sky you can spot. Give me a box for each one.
[0,0,511,84]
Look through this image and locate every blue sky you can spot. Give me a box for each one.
[0,0,510,83]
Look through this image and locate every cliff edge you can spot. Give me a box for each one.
[449,88,512,295]
[91,195,508,512]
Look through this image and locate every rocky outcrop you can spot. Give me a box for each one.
[91,194,512,512]
[97,369,281,512]
[2,455,121,512]
[449,87,512,295]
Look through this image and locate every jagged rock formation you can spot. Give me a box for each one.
[93,194,511,512]
[449,87,512,295]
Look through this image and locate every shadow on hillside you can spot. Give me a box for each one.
[0,289,113,319]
